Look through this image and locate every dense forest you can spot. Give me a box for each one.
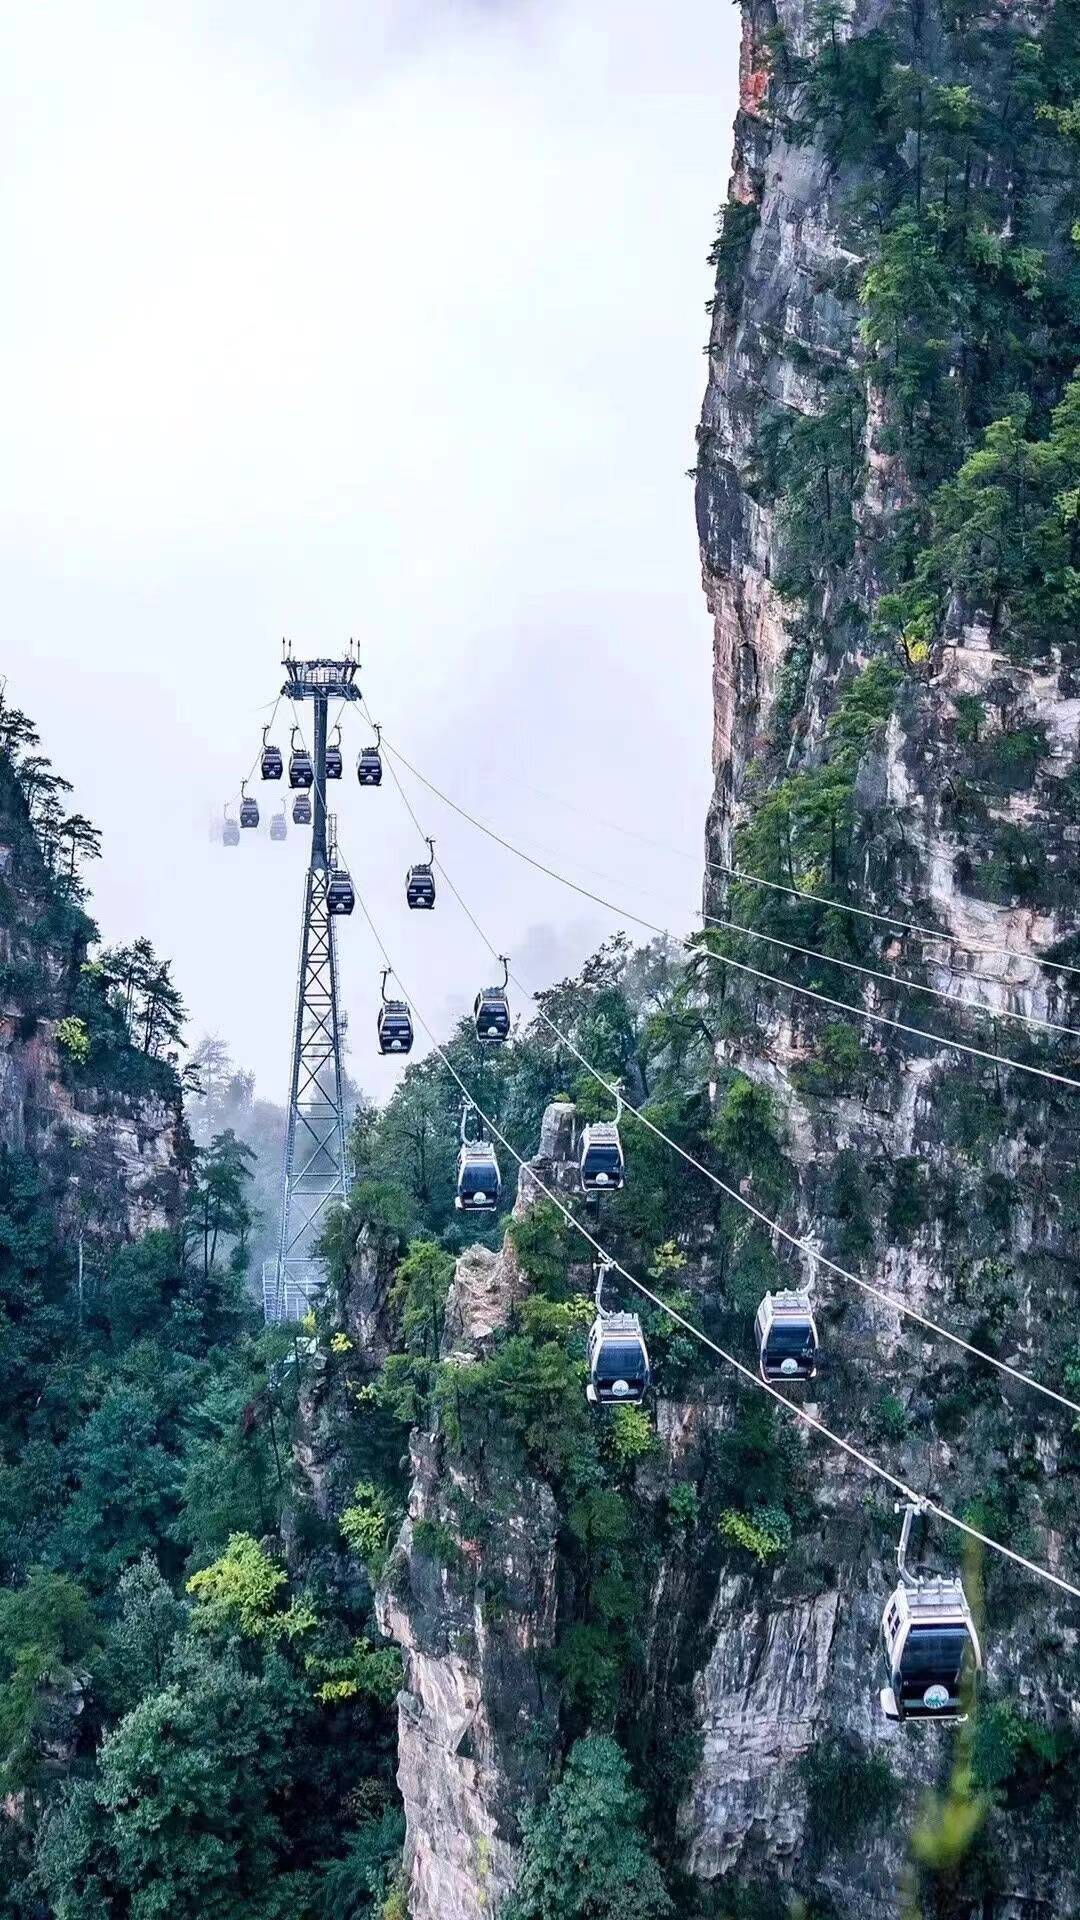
[0,685,713,1916]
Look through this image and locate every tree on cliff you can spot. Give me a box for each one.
[505,1734,673,1920]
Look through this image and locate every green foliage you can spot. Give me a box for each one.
[828,1149,875,1261]
[792,1018,865,1097]
[316,1810,406,1918]
[519,1292,594,1343]
[707,197,759,288]
[54,1015,90,1065]
[665,1482,700,1540]
[411,1517,463,1569]
[509,1201,579,1300]
[752,377,866,593]
[0,1569,101,1792]
[183,1128,257,1283]
[390,1238,454,1357]
[0,696,401,1915]
[320,1181,413,1287]
[99,1552,187,1715]
[886,1156,930,1240]
[728,662,902,926]
[187,1533,315,1643]
[174,1376,280,1562]
[706,1404,802,1520]
[883,381,1080,659]
[97,936,188,1063]
[306,1637,402,1708]
[875,1394,909,1442]
[551,1488,647,1724]
[339,1481,399,1582]
[38,1641,315,1920]
[505,1735,674,1920]
[436,1335,593,1483]
[724,1221,789,1315]
[719,1506,792,1565]
[970,1700,1077,1803]
[52,1383,181,1591]
[604,1404,657,1470]
[710,1075,789,1208]
[859,213,960,484]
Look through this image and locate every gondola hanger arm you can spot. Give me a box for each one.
[594,1255,614,1317]
[896,1498,929,1586]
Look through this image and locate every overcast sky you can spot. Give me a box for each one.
[3,0,739,1102]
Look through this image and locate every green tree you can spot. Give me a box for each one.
[100,937,187,1059]
[52,1385,182,1591]
[505,1734,673,1920]
[186,1533,314,1643]
[185,1130,257,1281]
[174,1378,279,1562]
[100,1552,187,1715]
[38,1641,314,1920]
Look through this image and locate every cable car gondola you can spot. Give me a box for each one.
[293,791,312,826]
[222,811,240,847]
[260,727,283,780]
[289,729,314,790]
[880,1503,982,1724]
[326,727,343,781]
[357,725,383,788]
[406,838,437,909]
[580,1112,625,1193]
[377,970,414,1054]
[270,807,287,842]
[586,1259,650,1405]
[456,1142,501,1211]
[239,784,259,830]
[327,866,355,916]
[473,956,511,1044]
[754,1289,818,1382]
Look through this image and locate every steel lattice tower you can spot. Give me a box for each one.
[263,649,361,1323]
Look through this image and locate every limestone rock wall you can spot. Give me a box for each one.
[373,1117,575,1920]
[0,756,185,1247]
[687,0,1080,1909]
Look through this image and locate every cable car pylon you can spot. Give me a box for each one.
[265,645,362,1324]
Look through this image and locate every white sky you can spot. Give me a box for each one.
[3,0,739,1101]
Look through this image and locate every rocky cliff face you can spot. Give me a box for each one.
[0,756,185,1251]
[353,7,1080,1914]
[374,1109,577,1920]
[689,0,1080,1908]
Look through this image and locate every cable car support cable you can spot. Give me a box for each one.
[367,724,1080,1035]
[437,756,1080,983]
[224,691,283,810]
[376,740,1080,1093]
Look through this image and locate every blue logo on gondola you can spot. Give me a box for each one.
[923,1684,950,1711]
